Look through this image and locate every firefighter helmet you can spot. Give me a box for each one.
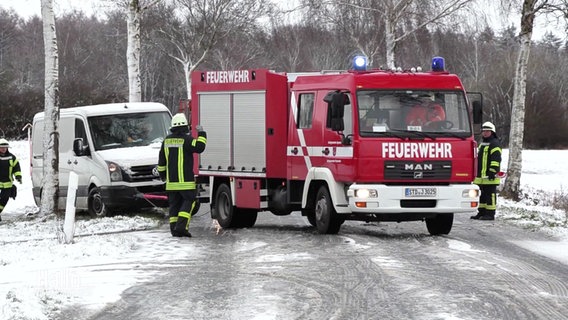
[481,121,496,132]
[171,113,188,128]
[0,138,9,148]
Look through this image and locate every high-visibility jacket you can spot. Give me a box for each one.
[158,130,207,191]
[0,151,22,189]
[474,135,502,185]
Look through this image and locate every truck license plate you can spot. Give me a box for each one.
[405,188,437,197]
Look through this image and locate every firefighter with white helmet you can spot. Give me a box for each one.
[157,114,207,237]
[0,138,23,221]
[471,121,502,220]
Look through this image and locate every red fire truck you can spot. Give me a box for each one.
[191,57,481,235]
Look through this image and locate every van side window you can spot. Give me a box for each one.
[298,93,314,129]
[75,119,88,145]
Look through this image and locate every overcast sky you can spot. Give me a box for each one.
[1,0,563,41]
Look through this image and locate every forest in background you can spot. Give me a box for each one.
[0,1,567,148]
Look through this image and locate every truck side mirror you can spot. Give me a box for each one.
[472,100,482,124]
[325,91,349,131]
[467,92,483,125]
[73,138,89,156]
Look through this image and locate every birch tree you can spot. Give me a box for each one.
[40,0,60,216]
[501,0,568,200]
[163,0,272,99]
[125,0,160,102]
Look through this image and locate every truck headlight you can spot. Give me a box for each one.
[354,189,378,198]
[107,161,123,182]
[463,189,479,198]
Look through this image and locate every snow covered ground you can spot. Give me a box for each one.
[1,141,567,319]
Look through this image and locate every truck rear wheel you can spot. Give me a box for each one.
[425,213,454,235]
[214,183,257,228]
[314,186,343,234]
[88,187,110,218]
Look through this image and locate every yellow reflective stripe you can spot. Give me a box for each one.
[166,181,196,190]
[490,147,501,154]
[197,136,207,143]
[489,168,497,173]
[178,211,191,229]
[177,149,184,182]
[0,182,13,188]
[191,139,197,147]
[170,217,178,223]
[157,165,166,171]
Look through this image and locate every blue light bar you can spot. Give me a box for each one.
[432,56,445,72]
[353,55,368,71]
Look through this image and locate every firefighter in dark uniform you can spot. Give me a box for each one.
[471,122,502,220]
[0,138,22,221]
[158,114,207,237]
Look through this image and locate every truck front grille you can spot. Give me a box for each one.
[384,160,452,180]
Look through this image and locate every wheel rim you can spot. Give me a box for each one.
[91,193,104,216]
[218,192,231,220]
[315,197,327,223]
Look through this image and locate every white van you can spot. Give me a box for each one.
[31,102,172,217]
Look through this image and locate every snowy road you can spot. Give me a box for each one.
[60,208,568,320]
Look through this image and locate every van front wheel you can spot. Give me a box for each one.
[88,187,109,218]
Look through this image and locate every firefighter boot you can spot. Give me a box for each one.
[470,208,486,220]
[479,210,495,220]
[169,216,179,236]
[173,211,192,237]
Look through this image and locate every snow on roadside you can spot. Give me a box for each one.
[0,141,567,319]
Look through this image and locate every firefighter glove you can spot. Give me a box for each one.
[196,125,204,132]
[487,172,496,180]
[159,171,166,182]
[16,176,22,184]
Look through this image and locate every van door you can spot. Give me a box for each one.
[71,118,96,210]
[58,116,76,206]
[31,120,45,204]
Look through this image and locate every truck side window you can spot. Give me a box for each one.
[298,93,314,129]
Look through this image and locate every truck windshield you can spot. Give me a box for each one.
[88,112,171,150]
[357,90,472,137]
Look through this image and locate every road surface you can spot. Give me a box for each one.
[61,207,568,320]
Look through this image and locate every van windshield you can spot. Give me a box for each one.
[88,112,171,150]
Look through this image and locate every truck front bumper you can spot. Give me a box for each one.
[346,184,479,215]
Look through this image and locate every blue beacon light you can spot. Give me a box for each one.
[432,56,445,71]
[353,55,368,71]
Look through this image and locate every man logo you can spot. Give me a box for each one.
[405,163,433,171]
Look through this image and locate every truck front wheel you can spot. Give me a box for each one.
[88,187,110,218]
[425,213,454,235]
[314,186,343,234]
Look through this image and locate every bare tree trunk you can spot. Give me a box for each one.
[40,0,60,216]
[127,0,142,102]
[384,18,396,69]
[501,0,536,201]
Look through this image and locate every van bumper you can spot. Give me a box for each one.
[100,185,169,209]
